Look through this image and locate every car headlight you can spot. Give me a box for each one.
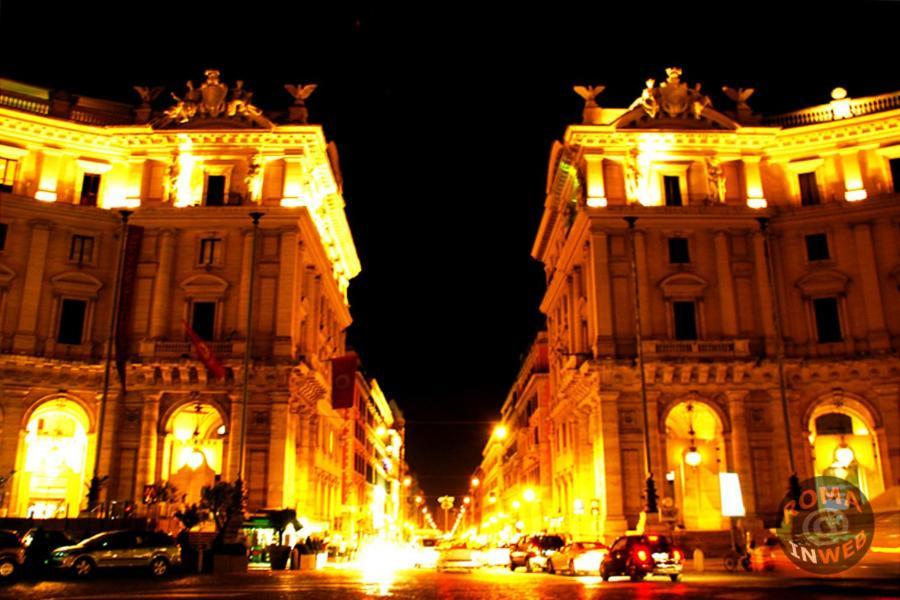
[53,551,69,557]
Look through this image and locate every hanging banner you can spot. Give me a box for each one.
[331,353,358,409]
[115,225,144,393]
[184,320,226,379]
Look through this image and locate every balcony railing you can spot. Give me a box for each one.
[766,91,900,127]
[642,339,750,357]
[148,340,238,357]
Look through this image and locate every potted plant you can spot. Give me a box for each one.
[266,508,299,570]
[201,479,248,574]
[295,537,327,570]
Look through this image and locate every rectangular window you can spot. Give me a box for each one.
[813,297,842,343]
[199,237,222,266]
[205,175,226,206]
[0,157,18,192]
[0,223,7,251]
[668,237,690,263]
[191,301,216,341]
[805,233,830,261]
[799,172,820,206]
[890,158,900,193]
[663,175,682,207]
[673,301,698,340]
[80,173,101,206]
[69,235,94,263]
[57,299,87,344]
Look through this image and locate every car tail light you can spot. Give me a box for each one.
[634,546,650,563]
[647,535,659,542]
[673,549,683,562]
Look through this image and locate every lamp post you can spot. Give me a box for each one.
[88,209,132,514]
[438,496,455,533]
[236,212,264,483]
[756,217,800,500]
[625,216,658,517]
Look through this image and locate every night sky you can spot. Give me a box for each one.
[3,2,898,506]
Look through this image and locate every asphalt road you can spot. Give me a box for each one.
[3,564,898,600]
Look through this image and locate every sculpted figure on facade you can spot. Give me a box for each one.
[199,69,228,118]
[285,83,317,123]
[574,85,605,124]
[624,148,642,203]
[706,156,727,203]
[156,71,271,128]
[629,68,712,120]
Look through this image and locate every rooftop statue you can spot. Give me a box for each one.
[132,85,164,107]
[155,70,273,128]
[629,68,711,121]
[574,85,605,124]
[285,84,317,124]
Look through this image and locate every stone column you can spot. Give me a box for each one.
[294,411,314,516]
[725,391,758,521]
[267,398,289,507]
[226,394,243,481]
[148,230,176,340]
[13,220,52,353]
[742,156,767,208]
[852,222,889,350]
[873,384,899,488]
[597,392,628,537]
[0,392,27,516]
[135,394,161,498]
[274,230,299,358]
[588,232,615,357]
[752,231,777,355]
[572,267,585,354]
[714,231,739,337]
[303,270,321,359]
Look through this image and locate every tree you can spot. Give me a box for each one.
[267,508,299,546]
[200,479,245,546]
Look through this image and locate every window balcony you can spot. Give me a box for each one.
[641,339,750,358]
[140,339,241,358]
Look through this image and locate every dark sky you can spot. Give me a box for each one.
[3,2,898,506]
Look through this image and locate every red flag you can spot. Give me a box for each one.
[331,353,358,409]
[183,320,226,380]
[115,225,144,393]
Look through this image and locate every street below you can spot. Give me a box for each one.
[3,563,898,600]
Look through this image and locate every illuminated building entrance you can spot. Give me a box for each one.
[162,401,227,505]
[18,398,92,519]
[664,401,726,530]
[807,397,884,500]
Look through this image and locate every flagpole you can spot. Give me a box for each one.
[237,212,264,483]
[88,209,132,514]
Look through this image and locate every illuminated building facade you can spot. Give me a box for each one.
[531,70,900,540]
[0,72,363,528]
[478,333,551,539]
[340,373,405,544]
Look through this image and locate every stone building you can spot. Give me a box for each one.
[0,71,363,527]
[529,71,900,540]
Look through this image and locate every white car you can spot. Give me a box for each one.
[546,541,608,575]
[436,546,480,571]
[413,538,440,568]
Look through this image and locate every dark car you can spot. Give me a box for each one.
[22,529,76,568]
[509,535,566,572]
[600,534,684,582]
[0,530,26,581]
[50,530,181,578]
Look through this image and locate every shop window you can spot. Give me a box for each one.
[813,297,842,343]
[814,413,853,435]
[664,175,683,207]
[0,157,17,192]
[191,301,216,341]
[205,175,226,206]
[673,301,698,340]
[69,235,94,264]
[668,237,690,264]
[80,173,101,206]
[805,233,830,262]
[57,299,87,344]
[799,172,820,206]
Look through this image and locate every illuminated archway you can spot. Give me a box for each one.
[18,398,92,519]
[664,400,726,530]
[161,401,226,505]
[807,396,884,500]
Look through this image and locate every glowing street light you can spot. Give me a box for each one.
[684,446,702,467]
[403,477,412,487]
[523,488,536,503]
[471,477,480,488]
[492,425,508,440]
[463,496,471,505]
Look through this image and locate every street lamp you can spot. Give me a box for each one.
[471,477,480,488]
[492,425,508,440]
[625,216,658,517]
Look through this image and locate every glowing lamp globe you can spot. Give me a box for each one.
[684,446,702,467]
[835,445,855,468]
[187,448,205,470]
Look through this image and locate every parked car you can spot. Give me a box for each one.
[0,530,25,581]
[50,530,181,578]
[476,544,511,567]
[22,528,76,571]
[600,534,684,582]
[546,541,608,575]
[436,545,480,571]
[510,535,565,572]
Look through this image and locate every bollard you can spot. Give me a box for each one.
[693,548,704,573]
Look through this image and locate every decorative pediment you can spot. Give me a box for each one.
[50,271,104,296]
[659,272,708,299]
[0,263,15,287]
[180,274,228,296]
[615,67,739,131]
[796,269,850,298]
